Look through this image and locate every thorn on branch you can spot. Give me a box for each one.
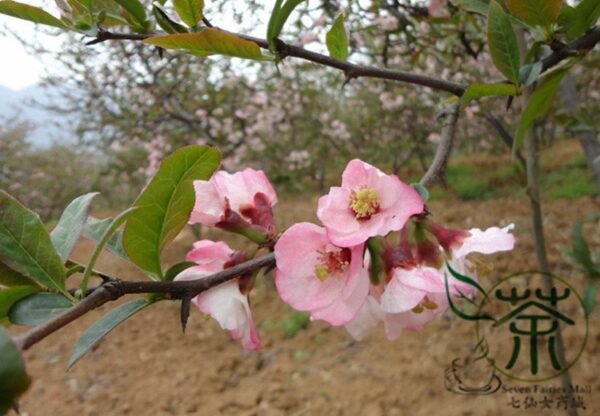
[180,296,192,333]
[274,38,291,59]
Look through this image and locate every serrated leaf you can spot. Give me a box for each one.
[152,3,187,33]
[82,216,128,260]
[505,0,562,27]
[0,0,66,28]
[8,292,73,326]
[0,191,66,294]
[0,261,37,287]
[144,29,266,60]
[518,62,543,86]
[0,286,39,323]
[460,83,519,110]
[113,0,147,29]
[487,1,521,84]
[68,298,150,368]
[326,13,348,61]
[50,192,99,263]
[0,329,30,414]
[514,69,568,152]
[172,0,203,27]
[123,146,220,279]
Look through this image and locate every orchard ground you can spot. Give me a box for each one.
[10,140,600,416]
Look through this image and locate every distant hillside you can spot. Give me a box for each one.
[0,84,73,147]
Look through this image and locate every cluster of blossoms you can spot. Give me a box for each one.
[179,160,515,350]
[176,168,278,350]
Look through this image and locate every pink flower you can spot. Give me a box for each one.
[317,159,423,247]
[274,222,369,325]
[190,167,278,230]
[428,0,449,18]
[175,240,261,351]
[345,224,516,340]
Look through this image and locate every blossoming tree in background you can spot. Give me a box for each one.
[0,0,598,414]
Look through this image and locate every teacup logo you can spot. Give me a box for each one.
[444,345,502,395]
[445,266,588,383]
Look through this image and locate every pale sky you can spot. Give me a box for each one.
[0,0,59,90]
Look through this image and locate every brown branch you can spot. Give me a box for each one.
[13,253,275,351]
[83,29,466,96]
[419,102,460,188]
[541,26,600,73]
[82,25,600,96]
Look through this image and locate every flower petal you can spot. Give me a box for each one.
[454,224,515,258]
[194,281,261,351]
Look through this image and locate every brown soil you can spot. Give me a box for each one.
[9,194,600,416]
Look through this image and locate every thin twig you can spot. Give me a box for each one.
[419,102,460,188]
[541,26,600,73]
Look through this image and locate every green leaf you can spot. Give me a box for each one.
[487,1,521,84]
[80,207,138,292]
[82,216,128,260]
[144,29,266,60]
[583,280,597,314]
[514,69,568,152]
[172,0,203,28]
[560,0,600,39]
[518,62,543,86]
[267,0,307,51]
[113,0,147,29]
[0,0,66,28]
[8,292,73,326]
[123,145,220,279]
[68,298,150,368]
[505,0,562,27]
[460,83,519,110]
[50,192,99,263]
[570,221,599,278]
[0,261,37,287]
[459,0,490,15]
[266,0,284,51]
[0,329,30,414]
[0,286,38,323]
[0,191,66,294]
[152,3,187,33]
[326,13,348,61]
[164,261,197,281]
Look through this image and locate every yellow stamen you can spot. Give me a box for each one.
[314,264,329,282]
[412,304,424,314]
[422,298,438,310]
[349,187,380,219]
